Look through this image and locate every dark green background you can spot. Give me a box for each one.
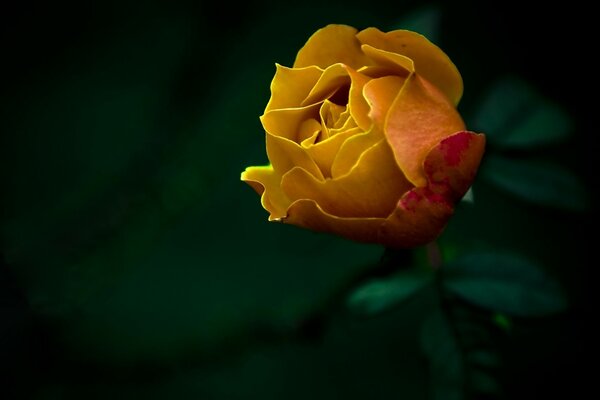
[1,1,595,399]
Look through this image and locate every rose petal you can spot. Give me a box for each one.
[358,65,402,79]
[304,126,362,178]
[330,107,356,132]
[378,187,454,248]
[346,67,373,131]
[318,100,346,139]
[377,131,486,248]
[294,24,372,69]
[384,74,465,187]
[266,133,324,180]
[302,63,349,106]
[424,131,486,201]
[361,44,414,74]
[241,165,290,220]
[357,27,463,105]
[327,73,406,179]
[325,75,404,178]
[284,198,384,244]
[265,64,323,112]
[266,132,324,180]
[281,140,412,218]
[363,75,406,132]
[330,131,380,178]
[260,103,321,141]
[297,118,322,145]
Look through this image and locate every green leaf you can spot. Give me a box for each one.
[420,311,465,400]
[481,155,589,211]
[395,4,442,43]
[472,76,573,148]
[443,251,567,317]
[347,266,432,315]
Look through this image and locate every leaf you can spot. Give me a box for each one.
[395,4,442,43]
[481,155,589,212]
[347,266,432,315]
[472,76,573,148]
[442,251,567,317]
[420,310,465,400]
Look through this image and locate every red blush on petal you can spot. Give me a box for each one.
[439,132,472,166]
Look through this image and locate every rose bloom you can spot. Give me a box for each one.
[241,24,485,248]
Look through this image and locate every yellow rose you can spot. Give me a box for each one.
[241,24,485,248]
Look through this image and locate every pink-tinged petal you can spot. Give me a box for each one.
[361,44,414,75]
[266,132,324,180]
[378,187,454,248]
[241,165,290,220]
[294,24,372,69]
[302,63,349,106]
[384,74,465,187]
[357,27,463,105]
[284,198,385,244]
[346,67,373,131]
[377,131,486,248]
[281,140,412,218]
[265,64,323,112]
[260,103,321,141]
[363,75,406,132]
[423,131,486,201]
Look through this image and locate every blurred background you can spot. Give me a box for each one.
[1,0,595,399]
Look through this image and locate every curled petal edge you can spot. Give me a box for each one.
[356,27,464,105]
[241,165,290,220]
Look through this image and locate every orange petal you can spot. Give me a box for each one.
[423,131,486,201]
[284,198,384,244]
[294,24,372,69]
[377,131,486,248]
[302,63,349,106]
[265,64,323,112]
[241,165,290,220]
[357,27,463,105]
[260,103,320,141]
[363,75,406,132]
[266,132,324,180]
[281,139,412,218]
[378,187,454,248]
[384,74,465,187]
